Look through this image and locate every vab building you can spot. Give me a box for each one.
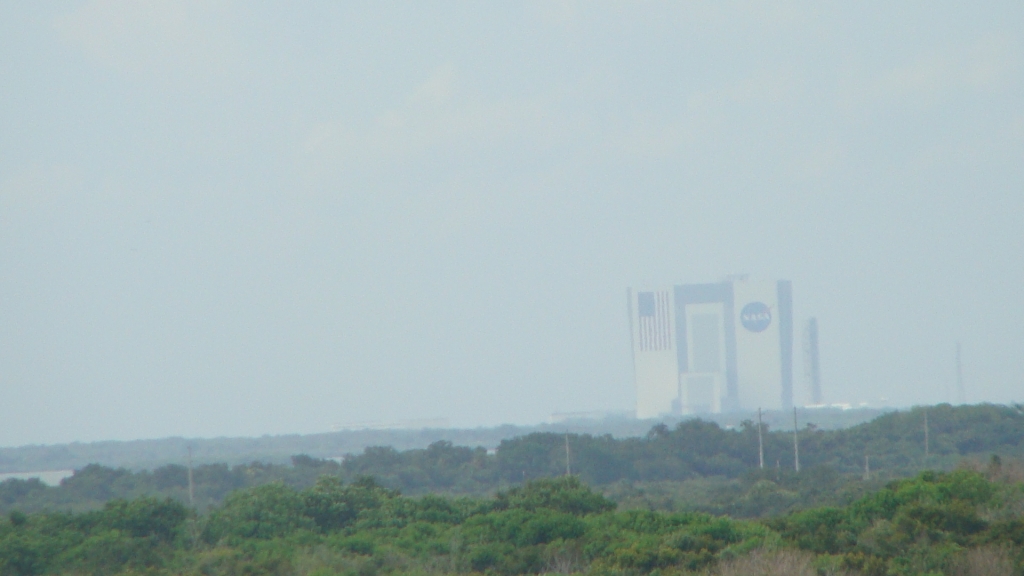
[628,277,793,418]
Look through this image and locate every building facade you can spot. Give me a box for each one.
[629,278,793,418]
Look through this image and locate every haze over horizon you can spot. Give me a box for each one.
[2,2,1022,447]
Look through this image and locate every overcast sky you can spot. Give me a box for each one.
[1,2,1022,446]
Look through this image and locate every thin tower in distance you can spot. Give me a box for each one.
[804,318,822,405]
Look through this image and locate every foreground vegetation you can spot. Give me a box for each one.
[1,464,1023,576]
[1,404,1022,574]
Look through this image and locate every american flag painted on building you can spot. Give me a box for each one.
[637,291,673,352]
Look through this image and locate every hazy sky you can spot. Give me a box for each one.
[2,2,1022,446]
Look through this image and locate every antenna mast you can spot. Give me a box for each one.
[186,446,199,549]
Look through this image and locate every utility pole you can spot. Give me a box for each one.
[793,407,800,473]
[564,432,571,476]
[757,408,764,469]
[187,446,198,549]
[864,455,870,481]
[187,446,195,508]
[924,409,929,459]
[956,342,965,404]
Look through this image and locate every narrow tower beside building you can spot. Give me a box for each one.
[804,317,822,405]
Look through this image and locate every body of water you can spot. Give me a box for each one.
[0,469,74,486]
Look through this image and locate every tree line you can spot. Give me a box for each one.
[1,403,1021,517]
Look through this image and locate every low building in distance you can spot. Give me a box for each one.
[628,276,793,418]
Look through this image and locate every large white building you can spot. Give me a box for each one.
[628,277,793,418]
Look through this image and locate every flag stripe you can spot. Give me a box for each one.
[638,291,672,352]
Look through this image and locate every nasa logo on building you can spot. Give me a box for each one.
[740,302,772,332]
